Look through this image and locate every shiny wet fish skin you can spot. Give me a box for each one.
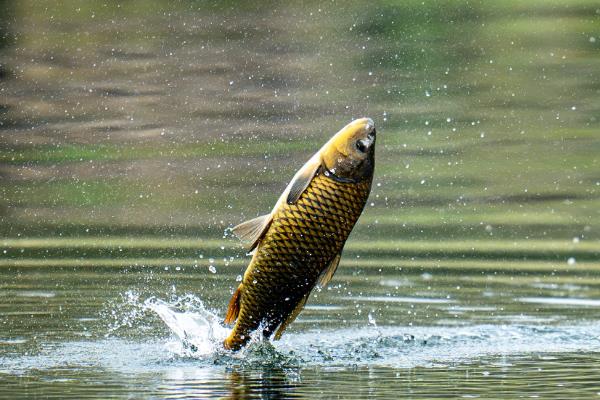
[224,118,376,350]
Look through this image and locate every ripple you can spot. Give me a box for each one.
[16,291,56,298]
[304,305,345,311]
[0,338,28,345]
[3,322,600,375]
[341,295,456,304]
[517,297,600,307]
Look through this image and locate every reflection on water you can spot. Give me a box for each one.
[1,0,600,398]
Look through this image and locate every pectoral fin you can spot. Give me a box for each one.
[274,292,310,340]
[286,157,321,204]
[318,253,341,288]
[224,284,242,324]
[232,214,272,250]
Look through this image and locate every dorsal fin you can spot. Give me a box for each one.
[232,214,272,250]
[224,284,242,324]
[274,292,310,340]
[286,157,322,205]
[318,253,341,288]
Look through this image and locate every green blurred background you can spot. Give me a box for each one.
[1,0,599,266]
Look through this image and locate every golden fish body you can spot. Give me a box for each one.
[224,118,376,350]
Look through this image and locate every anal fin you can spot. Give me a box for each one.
[318,253,341,288]
[274,292,310,340]
[224,284,242,324]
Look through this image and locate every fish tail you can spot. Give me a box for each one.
[223,330,246,351]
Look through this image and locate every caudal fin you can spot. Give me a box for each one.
[223,331,246,351]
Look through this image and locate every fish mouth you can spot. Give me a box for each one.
[326,117,377,156]
[336,117,376,137]
[359,117,376,145]
[355,118,376,141]
[363,118,375,135]
[346,118,375,155]
[351,117,375,134]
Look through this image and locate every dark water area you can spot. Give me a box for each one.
[1,1,600,398]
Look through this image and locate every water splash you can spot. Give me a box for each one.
[98,292,600,371]
[144,295,301,367]
[104,290,148,337]
[102,291,299,367]
[103,291,230,356]
[144,296,229,356]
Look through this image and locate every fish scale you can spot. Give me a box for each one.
[226,171,372,348]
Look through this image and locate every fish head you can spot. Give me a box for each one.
[320,117,376,181]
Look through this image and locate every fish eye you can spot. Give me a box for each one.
[355,139,367,153]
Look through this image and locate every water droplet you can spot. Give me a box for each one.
[368,313,376,326]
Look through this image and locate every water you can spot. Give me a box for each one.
[3,265,600,398]
[2,1,600,398]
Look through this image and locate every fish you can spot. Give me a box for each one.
[223,117,376,350]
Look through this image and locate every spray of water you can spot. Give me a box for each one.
[144,296,229,356]
[101,291,600,370]
[102,291,292,366]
